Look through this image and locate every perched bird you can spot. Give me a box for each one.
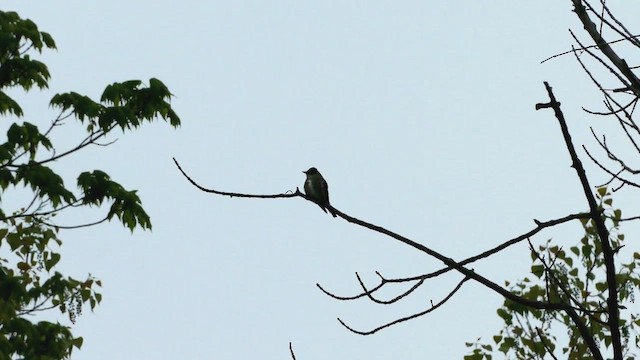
[303,167,337,217]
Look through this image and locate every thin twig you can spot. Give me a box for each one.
[32,215,110,230]
[173,157,300,200]
[338,276,470,335]
[541,34,640,64]
[289,342,296,360]
[536,327,560,360]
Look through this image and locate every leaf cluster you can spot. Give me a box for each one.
[0,10,181,359]
[51,77,180,133]
[0,11,55,116]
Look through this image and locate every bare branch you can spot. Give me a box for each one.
[32,215,110,230]
[569,32,630,97]
[582,97,638,116]
[572,0,640,96]
[354,272,425,305]
[289,342,296,360]
[337,276,470,335]
[0,198,85,222]
[582,146,640,188]
[173,157,299,200]
[36,126,115,166]
[317,211,590,307]
[618,215,640,222]
[404,212,591,283]
[583,0,640,49]
[591,127,640,169]
[603,100,640,151]
[541,34,640,64]
[536,327,560,360]
[536,81,620,360]
[323,207,584,313]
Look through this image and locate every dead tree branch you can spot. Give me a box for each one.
[317,212,590,304]
[572,0,640,96]
[289,342,296,360]
[535,81,621,360]
[337,276,470,335]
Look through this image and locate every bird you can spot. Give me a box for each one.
[303,167,337,217]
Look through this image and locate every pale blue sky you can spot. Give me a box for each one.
[5,2,640,359]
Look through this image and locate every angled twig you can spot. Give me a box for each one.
[536,327,560,360]
[337,276,470,335]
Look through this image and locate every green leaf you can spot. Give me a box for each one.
[6,232,21,250]
[512,327,523,336]
[569,268,578,276]
[72,336,84,349]
[613,209,622,220]
[582,244,592,257]
[498,337,516,354]
[0,91,24,116]
[497,308,512,322]
[45,253,61,271]
[530,250,538,261]
[80,288,91,301]
[531,264,544,278]
[40,31,56,49]
[564,257,573,267]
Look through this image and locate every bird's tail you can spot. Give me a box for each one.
[327,206,338,218]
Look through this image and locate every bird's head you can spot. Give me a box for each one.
[303,167,319,175]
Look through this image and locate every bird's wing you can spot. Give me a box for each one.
[321,177,329,203]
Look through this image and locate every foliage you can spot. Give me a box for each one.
[464,189,640,359]
[0,10,180,359]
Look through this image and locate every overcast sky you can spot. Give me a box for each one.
[5,1,640,359]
